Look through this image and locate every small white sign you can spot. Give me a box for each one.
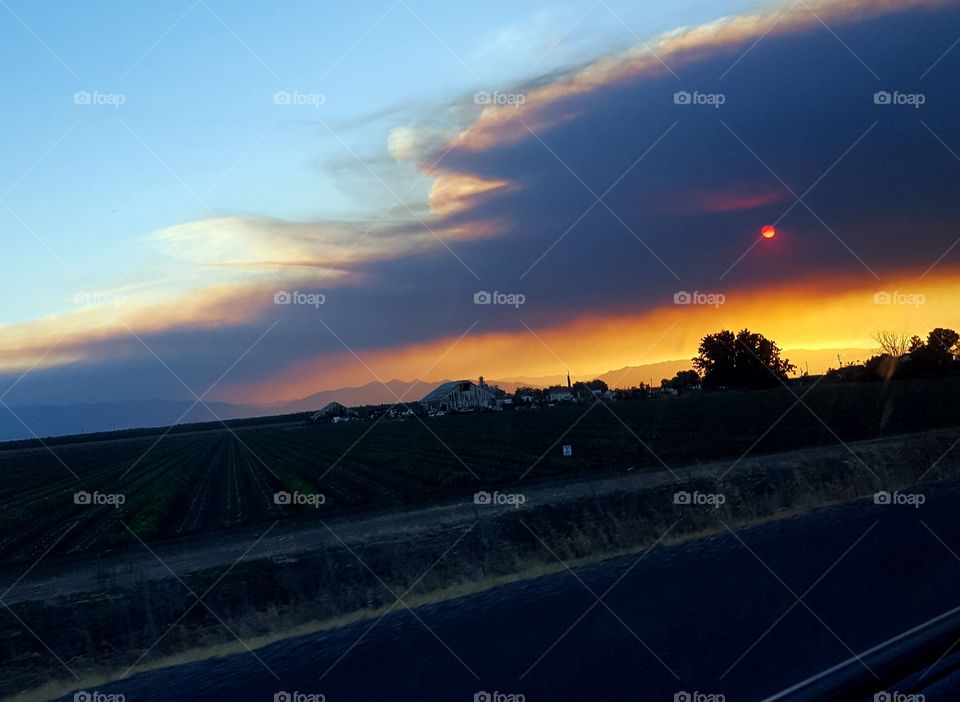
[562,444,573,457]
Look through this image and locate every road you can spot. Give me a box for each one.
[55,477,960,702]
[7,428,956,608]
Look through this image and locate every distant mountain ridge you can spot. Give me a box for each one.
[499,348,872,389]
[282,379,438,412]
[0,399,258,444]
[0,348,872,441]
[0,380,525,442]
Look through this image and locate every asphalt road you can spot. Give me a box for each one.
[55,479,960,702]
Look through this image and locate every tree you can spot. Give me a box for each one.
[661,369,701,392]
[910,328,960,376]
[572,380,607,398]
[514,385,540,396]
[585,379,609,393]
[872,330,911,358]
[693,329,795,389]
[927,328,960,355]
[693,330,736,388]
[512,386,541,404]
[614,385,650,400]
[864,353,898,381]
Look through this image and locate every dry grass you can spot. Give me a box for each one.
[8,427,960,702]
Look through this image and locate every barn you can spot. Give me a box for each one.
[311,401,357,423]
[421,379,498,412]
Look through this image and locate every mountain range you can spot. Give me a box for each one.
[0,348,872,442]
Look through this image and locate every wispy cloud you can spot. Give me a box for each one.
[3,0,959,407]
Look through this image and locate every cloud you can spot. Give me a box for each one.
[149,216,393,276]
[659,184,790,215]
[427,173,515,218]
[223,266,960,403]
[408,0,960,295]
[5,0,960,409]
[471,8,559,63]
[444,0,948,154]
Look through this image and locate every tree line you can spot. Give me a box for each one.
[827,327,960,382]
[663,328,794,391]
[660,326,960,391]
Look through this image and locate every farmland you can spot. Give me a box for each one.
[2,376,960,697]
[1,376,959,565]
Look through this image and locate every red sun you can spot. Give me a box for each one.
[761,225,777,240]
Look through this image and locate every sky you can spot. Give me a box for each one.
[1,0,959,408]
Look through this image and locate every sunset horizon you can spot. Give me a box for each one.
[4,2,960,699]
[2,0,958,425]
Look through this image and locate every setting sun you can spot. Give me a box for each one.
[4,1,960,699]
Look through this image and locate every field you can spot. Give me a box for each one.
[3,376,960,696]
[1,376,959,565]
[7,425,960,697]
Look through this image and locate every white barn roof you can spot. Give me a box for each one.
[421,380,497,404]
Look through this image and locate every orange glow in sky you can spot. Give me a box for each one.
[221,266,960,403]
[761,225,777,239]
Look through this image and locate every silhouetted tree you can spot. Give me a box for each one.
[571,380,608,399]
[661,370,701,392]
[929,328,959,355]
[585,379,609,393]
[872,330,911,358]
[614,385,650,400]
[864,353,899,381]
[829,327,960,383]
[693,329,795,389]
[909,328,960,376]
[694,330,736,388]
[512,386,542,404]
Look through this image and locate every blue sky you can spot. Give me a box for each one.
[0,0,751,324]
[2,0,958,416]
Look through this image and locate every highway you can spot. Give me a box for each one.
[55,478,960,702]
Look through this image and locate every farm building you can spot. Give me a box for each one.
[311,401,357,423]
[547,371,576,402]
[421,378,499,412]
